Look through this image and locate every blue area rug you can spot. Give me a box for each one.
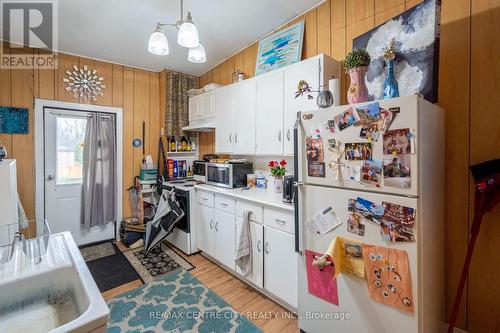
[107,269,262,333]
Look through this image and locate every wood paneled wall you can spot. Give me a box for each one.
[0,45,160,221]
[198,1,500,332]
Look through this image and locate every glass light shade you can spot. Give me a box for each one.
[177,21,199,48]
[148,29,169,55]
[188,43,206,63]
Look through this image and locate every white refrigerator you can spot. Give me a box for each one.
[293,95,445,333]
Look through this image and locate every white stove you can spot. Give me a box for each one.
[162,178,201,255]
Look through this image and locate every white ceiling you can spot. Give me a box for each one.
[55,0,323,75]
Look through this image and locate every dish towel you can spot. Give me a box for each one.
[235,209,253,276]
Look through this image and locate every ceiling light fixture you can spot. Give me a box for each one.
[188,43,206,63]
[148,0,206,63]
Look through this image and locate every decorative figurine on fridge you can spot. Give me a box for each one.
[382,39,399,99]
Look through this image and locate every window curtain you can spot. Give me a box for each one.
[81,113,116,228]
[165,71,198,137]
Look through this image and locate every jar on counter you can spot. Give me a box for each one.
[256,173,267,189]
[247,174,256,188]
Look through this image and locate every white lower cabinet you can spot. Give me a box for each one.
[235,218,264,289]
[264,226,298,308]
[197,193,297,308]
[197,204,214,256]
[214,209,236,270]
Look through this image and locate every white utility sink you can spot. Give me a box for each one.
[0,232,110,333]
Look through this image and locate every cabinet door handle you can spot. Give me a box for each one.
[201,197,208,201]
[229,133,232,143]
[275,218,287,225]
[215,222,219,232]
[264,241,270,254]
[257,240,262,252]
[278,130,282,142]
[220,202,228,207]
[209,219,213,229]
[235,133,238,143]
[287,129,290,141]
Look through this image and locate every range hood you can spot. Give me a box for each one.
[182,118,215,132]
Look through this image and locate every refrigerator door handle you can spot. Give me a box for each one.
[293,111,302,253]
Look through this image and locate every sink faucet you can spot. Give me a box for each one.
[9,232,25,261]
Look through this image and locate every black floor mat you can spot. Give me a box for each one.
[86,252,142,292]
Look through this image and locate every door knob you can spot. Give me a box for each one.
[47,174,54,181]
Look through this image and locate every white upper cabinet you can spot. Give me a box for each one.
[283,55,340,155]
[233,79,256,155]
[215,85,235,153]
[214,54,340,156]
[189,94,202,121]
[256,70,284,155]
[201,91,215,118]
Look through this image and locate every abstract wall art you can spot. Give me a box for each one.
[0,107,29,134]
[353,0,441,102]
[255,20,304,76]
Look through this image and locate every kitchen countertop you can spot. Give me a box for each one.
[194,184,294,212]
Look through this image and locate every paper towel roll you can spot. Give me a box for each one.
[329,77,341,106]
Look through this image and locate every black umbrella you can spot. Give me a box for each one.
[145,191,184,255]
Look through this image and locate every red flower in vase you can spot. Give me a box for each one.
[279,159,287,167]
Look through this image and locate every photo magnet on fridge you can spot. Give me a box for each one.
[361,159,383,186]
[334,107,360,131]
[306,136,325,161]
[347,198,365,236]
[355,102,381,124]
[383,128,412,155]
[308,161,326,178]
[362,244,414,314]
[344,142,372,161]
[380,201,416,242]
[354,197,385,224]
[383,155,411,188]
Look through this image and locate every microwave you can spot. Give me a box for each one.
[206,162,253,188]
[193,160,206,182]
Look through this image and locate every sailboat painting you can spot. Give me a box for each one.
[255,20,304,76]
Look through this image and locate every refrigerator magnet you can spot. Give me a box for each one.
[308,161,325,178]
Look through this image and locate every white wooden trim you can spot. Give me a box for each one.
[34,99,123,240]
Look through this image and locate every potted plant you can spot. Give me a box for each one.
[268,159,287,193]
[345,48,371,104]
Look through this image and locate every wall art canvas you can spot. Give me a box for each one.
[353,0,441,102]
[255,20,304,76]
[0,107,29,134]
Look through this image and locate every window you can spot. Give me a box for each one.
[56,117,87,184]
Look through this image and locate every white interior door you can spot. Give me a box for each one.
[44,109,115,245]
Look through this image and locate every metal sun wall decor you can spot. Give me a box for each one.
[63,65,106,101]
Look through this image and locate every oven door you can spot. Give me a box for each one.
[206,163,232,188]
[172,188,190,233]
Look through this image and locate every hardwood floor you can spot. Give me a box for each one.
[106,241,299,333]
